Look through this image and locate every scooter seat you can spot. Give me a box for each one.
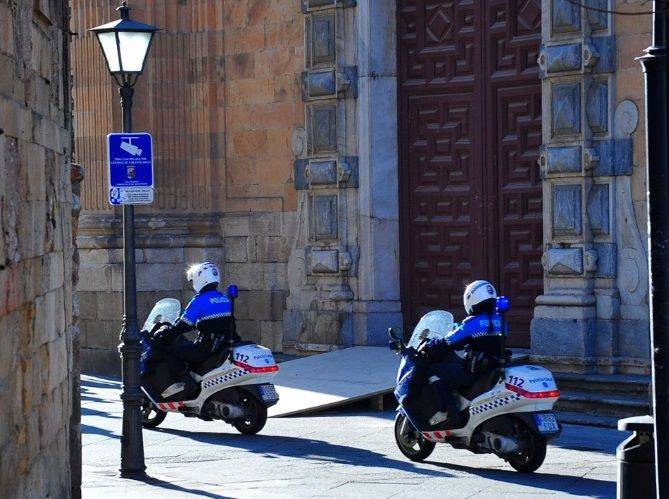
[191,349,230,376]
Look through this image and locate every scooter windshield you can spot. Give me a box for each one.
[407,310,454,349]
[142,298,181,332]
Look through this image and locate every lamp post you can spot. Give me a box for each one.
[90,2,159,478]
[638,1,669,496]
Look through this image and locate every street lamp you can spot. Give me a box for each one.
[90,2,159,478]
[638,1,669,496]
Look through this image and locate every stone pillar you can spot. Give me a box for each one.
[532,0,649,373]
[286,0,402,352]
[354,0,402,344]
[286,0,361,352]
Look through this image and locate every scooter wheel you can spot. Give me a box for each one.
[141,398,167,428]
[507,421,547,473]
[233,394,267,435]
[394,412,435,462]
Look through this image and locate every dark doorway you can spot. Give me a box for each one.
[398,0,543,346]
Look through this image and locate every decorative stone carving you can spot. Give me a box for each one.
[301,66,358,100]
[551,0,581,34]
[582,44,599,68]
[594,242,617,278]
[592,138,633,176]
[585,248,598,272]
[312,194,338,240]
[307,247,339,273]
[295,156,359,189]
[553,184,582,236]
[541,43,582,73]
[616,177,648,306]
[543,248,584,275]
[614,100,639,137]
[552,82,581,137]
[587,183,610,236]
[541,145,582,175]
[329,283,354,301]
[307,103,337,155]
[305,13,336,68]
[291,127,306,157]
[586,79,608,134]
[583,147,599,170]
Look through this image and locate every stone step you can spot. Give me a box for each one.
[555,410,625,429]
[554,372,651,396]
[556,389,650,419]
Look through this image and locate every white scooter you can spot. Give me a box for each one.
[389,297,561,472]
[139,286,279,435]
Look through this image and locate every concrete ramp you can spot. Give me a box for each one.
[268,346,400,417]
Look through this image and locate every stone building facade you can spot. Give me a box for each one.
[0,0,80,496]
[73,1,651,377]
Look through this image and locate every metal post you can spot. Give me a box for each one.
[117,83,146,477]
[638,1,669,496]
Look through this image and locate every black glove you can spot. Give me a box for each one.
[151,324,171,342]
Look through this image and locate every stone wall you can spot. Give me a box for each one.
[0,0,79,496]
[72,0,303,374]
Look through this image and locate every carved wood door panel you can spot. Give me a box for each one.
[398,0,542,346]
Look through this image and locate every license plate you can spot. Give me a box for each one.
[533,413,559,433]
[258,384,279,401]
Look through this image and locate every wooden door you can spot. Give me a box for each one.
[398,0,543,346]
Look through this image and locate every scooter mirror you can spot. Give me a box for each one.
[496,295,510,312]
[227,284,239,299]
[388,327,401,340]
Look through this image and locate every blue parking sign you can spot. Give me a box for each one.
[107,132,154,205]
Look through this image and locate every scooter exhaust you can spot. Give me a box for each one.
[481,431,520,454]
[212,401,245,420]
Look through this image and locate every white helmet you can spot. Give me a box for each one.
[463,280,497,315]
[186,262,220,293]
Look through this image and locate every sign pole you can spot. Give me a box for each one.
[117,82,146,477]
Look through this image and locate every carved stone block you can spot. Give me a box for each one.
[543,248,584,275]
[586,0,609,31]
[301,66,358,101]
[587,183,610,236]
[307,102,337,155]
[306,13,336,68]
[592,138,633,176]
[553,184,582,236]
[594,242,617,278]
[544,43,582,73]
[307,247,339,273]
[551,82,581,137]
[551,0,581,35]
[542,145,582,174]
[586,79,608,134]
[312,194,338,240]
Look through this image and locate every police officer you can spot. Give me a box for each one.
[419,279,506,428]
[152,262,240,393]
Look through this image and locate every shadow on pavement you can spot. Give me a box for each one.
[425,460,615,498]
[124,474,233,499]
[154,427,448,478]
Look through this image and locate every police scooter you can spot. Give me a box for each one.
[389,297,561,472]
[139,285,279,434]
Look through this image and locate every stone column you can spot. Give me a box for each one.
[286,0,402,351]
[531,0,649,373]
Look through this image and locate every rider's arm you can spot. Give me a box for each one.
[425,317,474,354]
[156,297,198,342]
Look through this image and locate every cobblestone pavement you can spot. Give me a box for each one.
[82,375,619,498]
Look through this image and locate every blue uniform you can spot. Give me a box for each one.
[424,311,506,416]
[426,311,505,356]
[155,287,238,376]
